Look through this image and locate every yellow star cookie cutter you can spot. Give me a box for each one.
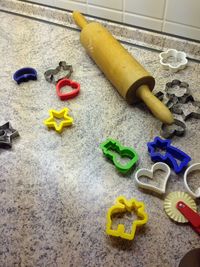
[44,108,73,133]
[106,196,148,240]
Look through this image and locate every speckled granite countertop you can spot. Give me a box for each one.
[0,5,200,267]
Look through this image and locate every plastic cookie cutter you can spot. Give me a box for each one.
[100,138,139,174]
[56,78,80,100]
[44,61,73,84]
[184,163,200,199]
[44,108,73,133]
[13,67,37,84]
[147,136,191,174]
[0,122,19,149]
[159,49,188,73]
[106,195,148,240]
[135,162,171,195]
[165,80,193,104]
[160,119,186,139]
[164,191,200,234]
[171,101,200,121]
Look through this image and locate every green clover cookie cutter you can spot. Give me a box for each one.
[100,138,139,173]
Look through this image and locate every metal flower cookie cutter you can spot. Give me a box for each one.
[106,196,148,240]
[159,49,188,72]
[184,163,200,199]
[165,80,192,104]
[100,138,139,174]
[135,162,171,195]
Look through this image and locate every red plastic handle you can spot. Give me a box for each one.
[177,201,200,234]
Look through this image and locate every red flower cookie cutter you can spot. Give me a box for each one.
[56,78,80,100]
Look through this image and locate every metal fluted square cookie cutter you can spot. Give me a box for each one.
[44,61,73,84]
[159,49,188,73]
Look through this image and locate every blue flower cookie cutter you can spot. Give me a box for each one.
[13,67,37,84]
[147,136,191,174]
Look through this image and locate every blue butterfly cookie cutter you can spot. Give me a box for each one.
[13,67,37,84]
[147,136,191,174]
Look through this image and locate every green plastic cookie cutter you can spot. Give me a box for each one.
[100,138,139,173]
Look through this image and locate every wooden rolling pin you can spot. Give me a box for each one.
[73,11,174,124]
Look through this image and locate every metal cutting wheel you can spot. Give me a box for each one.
[164,191,197,223]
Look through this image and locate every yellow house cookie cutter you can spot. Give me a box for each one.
[44,107,73,133]
[106,196,148,240]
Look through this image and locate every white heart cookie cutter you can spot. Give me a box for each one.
[135,162,170,195]
[159,49,188,73]
[184,163,200,199]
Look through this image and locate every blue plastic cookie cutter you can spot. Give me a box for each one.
[13,67,37,84]
[147,136,191,174]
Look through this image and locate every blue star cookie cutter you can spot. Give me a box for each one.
[147,136,191,174]
[13,67,37,84]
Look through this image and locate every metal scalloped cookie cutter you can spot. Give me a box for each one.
[184,163,200,199]
[44,61,73,84]
[135,162,171,195]
[159,49,188,72]
[161,119,186,139]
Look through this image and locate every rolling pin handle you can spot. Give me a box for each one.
[136,85,174,125]
[73,11,88,29]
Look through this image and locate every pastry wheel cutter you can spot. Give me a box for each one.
[177,201,200,234]
[164,192,200,234]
